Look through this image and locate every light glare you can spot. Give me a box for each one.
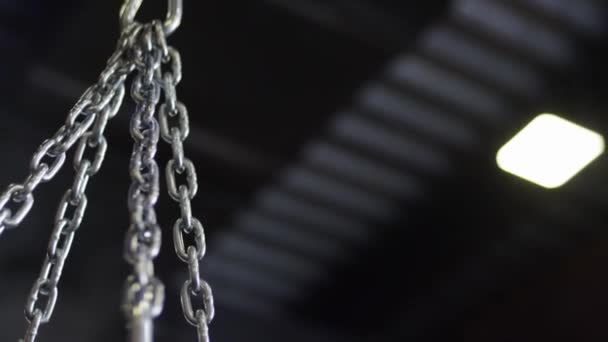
[496,114,604,189]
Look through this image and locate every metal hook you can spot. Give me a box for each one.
[120,0,183,36]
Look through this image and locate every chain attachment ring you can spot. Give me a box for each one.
[120,0,183,36]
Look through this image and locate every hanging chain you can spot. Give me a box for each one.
[159,46,214,341]
[121,22,166,340]
[21,87,125,342]
[18,24,141,342]
[2,1,213,341]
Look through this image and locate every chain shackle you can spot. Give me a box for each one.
[120,0,183,36]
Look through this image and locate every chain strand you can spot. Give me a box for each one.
[16,21,144,341]
[159,45,214,342]
[19,60,128,342]
[121,23,166,340]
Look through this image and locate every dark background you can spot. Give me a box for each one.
[1,0,608,341]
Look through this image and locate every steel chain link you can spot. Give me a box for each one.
[159,45,214,342]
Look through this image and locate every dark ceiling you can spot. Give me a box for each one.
[1,0,608,341]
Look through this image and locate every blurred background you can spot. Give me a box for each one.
[1,0,608,341]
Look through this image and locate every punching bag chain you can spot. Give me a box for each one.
[159,48,214,341]
[0,1,214,341]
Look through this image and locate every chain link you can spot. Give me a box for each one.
[159,44,214,342]
[121,23,166,336]
[0,185,34,228]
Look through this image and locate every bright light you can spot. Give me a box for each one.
[496,114,604,189]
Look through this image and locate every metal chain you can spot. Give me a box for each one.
[3,1,210,341]
[121,22,166,342]
[0,24,140,238]
[159,44,214,342]
[19,33,133,340]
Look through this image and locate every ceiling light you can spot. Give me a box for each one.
[496,113,604,189]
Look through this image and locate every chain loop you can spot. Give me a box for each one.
[180,279,215,326]
[166,159,198,201]
[90,83,125,144]
[163,73,178,113]
[74,133,108,176]
[171,128,186,171]
[195,310,210,342]
[25,279,58,324]
[55,189,88,233]
[31,139,67,182]
[122,275,165,319]
[173,218,206,261]
[22,309,42,342]
[187,246,202,291]
[39,220,75,288]
[64,94,94,130]
[164,47,182,85]
[159,102,189,142]
[71,160,91,203]
[21,164,50,196]
[179,185,193,229]
[46,219,75,263]
[124,223,162,264]
[0,184,34,228]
